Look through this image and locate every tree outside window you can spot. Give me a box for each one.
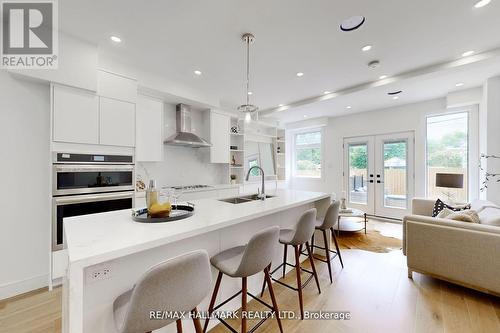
[294,130,322,177]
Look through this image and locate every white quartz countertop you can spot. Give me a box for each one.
[64,189,329,267]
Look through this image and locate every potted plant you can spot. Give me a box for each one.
[230,174,237,185]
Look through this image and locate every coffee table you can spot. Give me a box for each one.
[336,208,367,236]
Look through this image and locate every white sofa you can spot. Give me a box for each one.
[403,198,500,296]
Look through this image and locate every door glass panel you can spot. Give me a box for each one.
[348,144,368,204]
[383,141,407,209]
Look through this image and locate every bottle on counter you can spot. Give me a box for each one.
[146,180,159,210]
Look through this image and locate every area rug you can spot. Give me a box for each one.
[336,229,402,253]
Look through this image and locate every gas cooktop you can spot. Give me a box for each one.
[167,185,213,191]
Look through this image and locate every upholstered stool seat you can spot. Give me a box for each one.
[262,208,321,320]
[204,226,283,333]
[210,246,246,277]
[113,250,211,333]
[310,200,344,283]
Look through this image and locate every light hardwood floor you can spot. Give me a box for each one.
[1,221,499,333]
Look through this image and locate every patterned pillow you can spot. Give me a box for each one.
[432,198,471,217]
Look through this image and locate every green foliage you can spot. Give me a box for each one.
[296,148,321,169]
[297,160,315,170]
[349,146,367,169]
[427,130,467,168]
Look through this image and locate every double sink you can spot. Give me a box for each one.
[219,194,275,204]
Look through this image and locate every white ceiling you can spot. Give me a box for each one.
[59,0,500,122]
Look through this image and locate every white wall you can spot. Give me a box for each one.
[0,71,51,299]
[483,77,500,204]
[287,98,477,201]
[137,104,227,187]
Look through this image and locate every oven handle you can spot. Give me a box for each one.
[54,191,134,205]
[53,164,134,172]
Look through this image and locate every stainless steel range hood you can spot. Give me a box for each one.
[164,104,212,148]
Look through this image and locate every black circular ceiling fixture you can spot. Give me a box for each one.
[388,90,403,95]
[340,16,366,32]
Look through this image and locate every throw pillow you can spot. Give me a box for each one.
[436,208,454,218]
[432,198,471,217]
[447,210,480,223]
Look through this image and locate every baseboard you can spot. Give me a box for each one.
[0,274,49,300]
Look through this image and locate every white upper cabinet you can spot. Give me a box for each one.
[209,110,230,163]
[136,95,163,161]
[97,70,138,103]
[99,97,136,147]
[53,85,99,144]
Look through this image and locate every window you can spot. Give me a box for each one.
[426,112,468,202]
[294,130,322,178]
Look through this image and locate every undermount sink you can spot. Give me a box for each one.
[219,194,275,204]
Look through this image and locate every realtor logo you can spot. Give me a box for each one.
[1,0,58,69]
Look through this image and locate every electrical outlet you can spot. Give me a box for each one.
[86,264,112,284]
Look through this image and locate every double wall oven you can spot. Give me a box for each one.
[52,153,135,251]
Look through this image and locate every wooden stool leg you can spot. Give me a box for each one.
[203,271,223,333]
[241,277,247,333]
[331,227,344,268]
[260,263,271,297]
[305,241,321,294]
[322,229,333,283]
[264,266,283,333]
[282,243,288,278]
[191,307,203,333]
[294,245,304,320]
[176,319,183,333]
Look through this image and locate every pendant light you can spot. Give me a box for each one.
[238,33,258,123]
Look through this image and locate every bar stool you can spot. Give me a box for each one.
[310,200,344,283]
[113,250,211,333]
[203,226,282,333]
[261,208,321,320]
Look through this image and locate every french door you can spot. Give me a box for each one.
[343,132,415,219]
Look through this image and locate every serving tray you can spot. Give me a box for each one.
[131,204,194,223]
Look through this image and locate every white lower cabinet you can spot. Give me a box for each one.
[99,97,136,147]
[52,249,68,280]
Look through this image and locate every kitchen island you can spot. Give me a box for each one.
[62,189,330,333]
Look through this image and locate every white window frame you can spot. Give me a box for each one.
[424,106,479,202]
[292,128,324,179]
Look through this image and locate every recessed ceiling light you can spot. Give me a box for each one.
[278,104,284,107]
[303,115,308,118]
[456,82,465,87]
[194,70,202,75]
[462,50,475,57]
[346,106,352,109]
[474,0,491,8]
[324,91,331,95]
[247,91,253,95]
[296,72,304,77]
[340,16,366,32]
[379,75,388,79]
[362,45,372,52]
[110,36,122,43]
[393,96,399,100]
